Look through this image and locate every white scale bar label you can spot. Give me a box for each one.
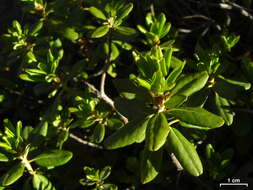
[219,183,248,187]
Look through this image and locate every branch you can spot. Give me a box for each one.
[69,133,103,149]
[170,153,183,171]
[83,81,128,124]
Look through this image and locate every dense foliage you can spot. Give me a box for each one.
[0,0,253,189]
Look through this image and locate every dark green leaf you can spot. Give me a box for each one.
[140,149,163,184]
[170,107,224,130]
[104,117,150,149]
[165,95,187,109]
[146,113,171,151]
[116,26,136,36]
[34,150,73,167]
[0,163,24,186]
[91,25,109,38]
[166,128,203,176]
[93,124,105,143]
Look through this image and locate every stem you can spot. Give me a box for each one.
[69,133,103,149]
[19,155,35,175]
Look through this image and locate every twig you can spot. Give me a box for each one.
[83,81,128,124]
[69,133,103,149]
[170,153,183,171]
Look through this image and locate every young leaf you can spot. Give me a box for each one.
[214,92,234,126]
[99,166,111,180]
[166,61,186,84]
[88,7,107,20]
[166,128,203,176]
[33,174,56,190]
[91,25,109,38]
[140,149,163,184]
[170,71,209,97]
[34,150,73,167]
[0,153,9,162]
[117,3,133,20]
[104,117,150,149]
[146,113,171,151]
[93,124,105,143]
[0,163,24,186]
[170,107,224,130]
[151,71,165,94]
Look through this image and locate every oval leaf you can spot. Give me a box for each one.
[88,7,106,20]
[93,124,105,143]
[0,153,9,162]
[33,174,56,190]
[170,107,224,130]
[91,25,109,38]
[104,117,150,149]
[0,163,24,186]
[116,26,136,36]
[167,128,203,176]
[34,150,72,167]
[117,3,133,20]
[170,71,209,97]
[140,149,163,184]
[146,113,171,151]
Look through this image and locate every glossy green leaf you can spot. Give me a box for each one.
[91,25,109,38]
[160,23,171,39]
[129,74,151,90]
[104,117,150,149]
[93,124,105,143]
[30,21,43,36]
[0,153,9,162]
[165,95,187,109]
[88,7,107,20]
[140,149,163,184]
[214,92,234,126]
[218,75,251,90]
[33,174,56,190]
[166,61,185,84]
[137,25,147,34]
[0,163,24,186]
[146,113,171,151]
[116,26,136,36]
[34,150,73,167]
[167,128,203,176]
[170,107,224,130]
[117,3,133,20]
[170,71,209,97]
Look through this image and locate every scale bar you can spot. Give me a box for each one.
[219,183,248,187]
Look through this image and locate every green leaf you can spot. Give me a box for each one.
[91,25,109,38]
[117,3,133,20]
[214,92,234,126]
[165,95,187,109]
[137,25,147,34]
[104,117,150,149]
[205,144,215,160]
[88,7,107,20]
[0,153,9,162]
[30,21,43,36]
[170,71,209,97]
[140,149,163,184]
[0,163,24,186]
[146,113,171,151]
[166,61,185,84]
[33,174,56,190]
[166,128,203,176]
[93,124,105,143]
[170,107,224,130]
[218,75,251,90]
[34,150,73,167]
[151,71,165,94]
[62,27,79,40]
[116,26,136,36]
[99,166,111,180]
